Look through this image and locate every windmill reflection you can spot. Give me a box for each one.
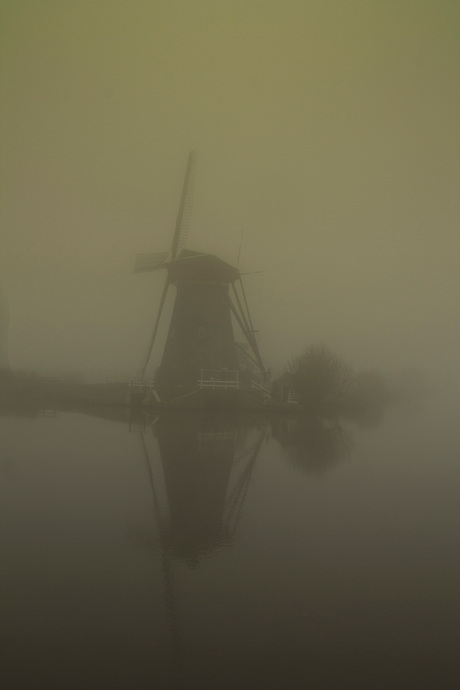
[140,415,266,562]
[134,414,265,664]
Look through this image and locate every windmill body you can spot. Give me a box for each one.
[134,152,267,405]
[156,250,239,399]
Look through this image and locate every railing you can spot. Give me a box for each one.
[199,431,238,440]
[38,409,58,417]
[251,380,272,401]
[287,390,300,404]
[198,379,240,390]
[129,380,160,402]
[198,369,240,391]
[130,380,155,390]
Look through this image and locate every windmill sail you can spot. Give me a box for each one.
[134,251,170,273]
[136,151,196,380]
[138,274,170,380]
[170,150,197,259]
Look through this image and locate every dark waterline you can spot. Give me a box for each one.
[1,392,459,689]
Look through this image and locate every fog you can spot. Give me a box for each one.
[1,0,459,383]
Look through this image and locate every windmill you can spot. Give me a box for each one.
[134,152,267,403]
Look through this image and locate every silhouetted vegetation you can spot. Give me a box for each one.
[285,344,431,424]
[287,343,354,414]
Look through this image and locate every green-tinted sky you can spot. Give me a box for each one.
[1,0,459,379]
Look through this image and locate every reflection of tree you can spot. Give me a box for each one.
[271,415,352,475]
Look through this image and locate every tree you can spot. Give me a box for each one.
[288,343,354,412]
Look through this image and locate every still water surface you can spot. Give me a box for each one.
[1,392,459,689]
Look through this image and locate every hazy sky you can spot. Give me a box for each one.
[1,0,459,380]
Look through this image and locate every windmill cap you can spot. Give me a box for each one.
[168,250,240,284]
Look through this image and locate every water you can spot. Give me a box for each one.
[1,392,459,689]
